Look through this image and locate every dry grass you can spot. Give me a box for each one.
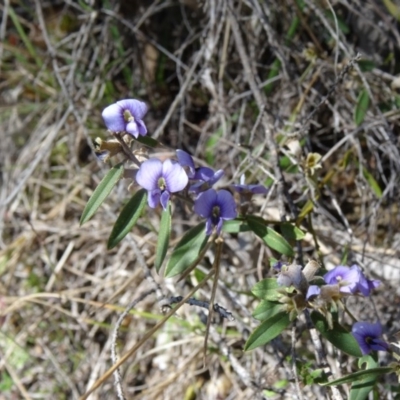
[1,0,400,399]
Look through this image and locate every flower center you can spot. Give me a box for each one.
[123,110,134,122]
[158,177,166,191]
[212,205,220,218]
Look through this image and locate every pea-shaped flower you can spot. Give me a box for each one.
[194,189,237,236]
[352,322,389,355]
[136,159,188,210]
[102,99,148,138]
[324,265,380,296]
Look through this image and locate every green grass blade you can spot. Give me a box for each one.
[80,163,124,225]
[8,6,43,68]
[354,89,370,126]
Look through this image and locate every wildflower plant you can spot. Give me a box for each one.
[80,98,400,398]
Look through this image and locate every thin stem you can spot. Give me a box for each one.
[112,132,141,166]
[203,236,223,366]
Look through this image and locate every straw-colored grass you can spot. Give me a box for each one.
[1,1,400,399]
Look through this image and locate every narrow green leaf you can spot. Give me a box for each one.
[165,223,208,278]
[298,199,314,221]
[107,189,148,249]
[321,367,393,387]
[358,60,375,72]
[349,356,379,400]
[154,204,172,273]
[311,312,362,357]
[205,128,222,165]
[354,89,370,126]
[251,278,281,300]
[382,0,400,21]
[362,167,382,198]
[80,163,124,225]
[247,216,294,256]
[253,300,283,321]
[8,6,43,68]
[280,223,305,241]
[244,311,291,351]
[222,219,250,233]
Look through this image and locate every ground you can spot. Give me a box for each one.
[1,1,400,399]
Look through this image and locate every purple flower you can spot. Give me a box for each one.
[176,150,196,178]
[194,189,237,235]
[277,263,308,293]
[272,260,289,271]
[136,158,188,210]
[176,150,224,194]
[349,265,381,296]
[232,175,268,195]
[352,322,389,355]
[324,265,380,296]
[306,285,321,300]
[190,168,224,194]
[102,99,148,138]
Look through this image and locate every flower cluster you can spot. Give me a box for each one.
[306,264,381,301]
[99,100,271,236]
[276,261,384,351]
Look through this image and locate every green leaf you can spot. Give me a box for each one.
[8,6,43,68]
[205,128,223,164]
[0,371,13,392]
[247,216,294,256]
[252,300,283,321]
[354,89,370,126]
[165,222,209,278]
[251,278,281,301]
[154,204,172,273]
[349,356,380,400]
[134,135,161,148]
[321,367,393,387]
[311,312,362,357]
[107,189,148,249]
[80,163,124,225]
[382,0,400,21]
[298,199,314,222]
[362,166,382,198]
[244,311,291,351]
[358,60,375,72]
[280,223,305,241]
[222,219,250,233]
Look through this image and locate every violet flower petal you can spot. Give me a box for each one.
[117,99,148,119]
[126,120,139,137]
[102,103,126,132]
[136,159,163,191]
[162,159,188,192]
[352,322,389,355]
[306,285,321,300]
[217,190,237,219]
[160,191,170,210]
[194,189,217,217]
[148,190,161,208]
[176,150,196,178]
